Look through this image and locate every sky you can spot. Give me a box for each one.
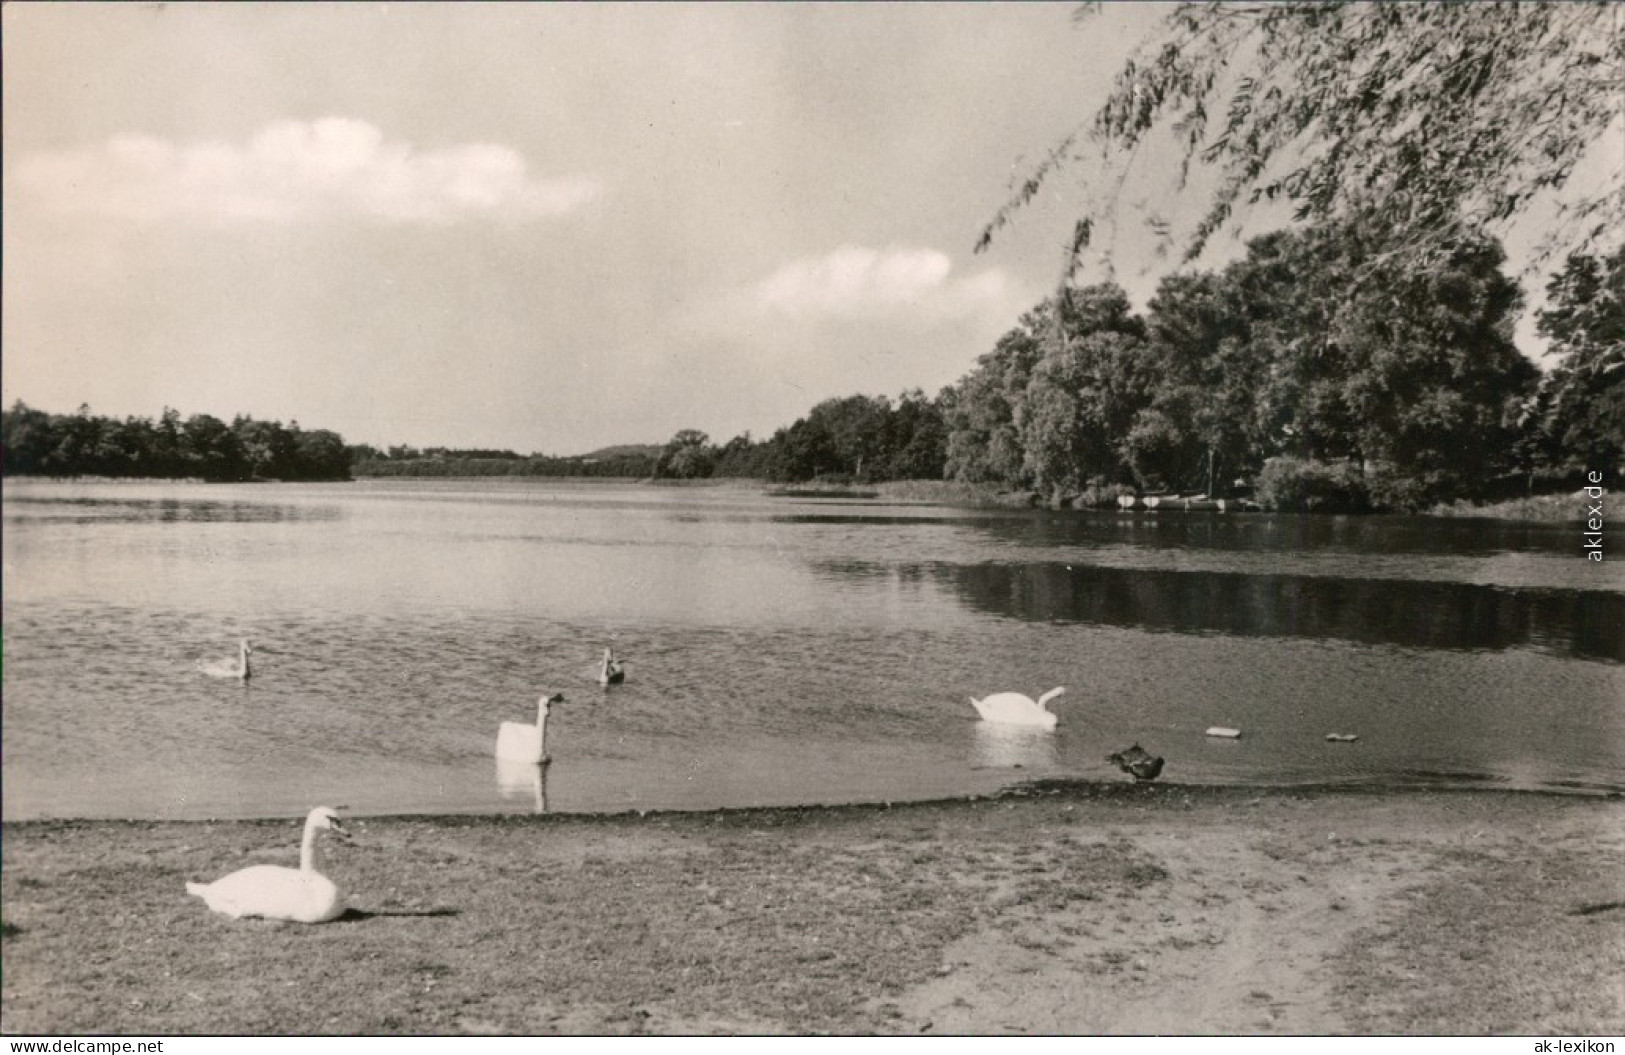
[5,4,1615,457]
[2,2,1172,455]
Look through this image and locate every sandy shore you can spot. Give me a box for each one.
[3,783,1622,1036]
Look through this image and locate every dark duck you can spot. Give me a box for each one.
[1107,743,1165,782]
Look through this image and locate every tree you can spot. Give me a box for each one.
[1128,273,1258,492]
[1,403,352,481]
[883,388,949,480]
[233,416,299,479]
[655,429,714,479]
[711,433,761,478]
[775,417,838,482]
[180,414,247,481]
[153,407,185,477]
[943,308,1048,485]
[294,430,353,481]
[1017,284,1151,498]
[806,395,892,481]
[1,401,54,475]
[109,415,159,477]
[1020,330,1148,497]
[1332,228,1533,507]
[1527,246,1625,479]
[1201,218,1534,507]
[979,3,1623,282]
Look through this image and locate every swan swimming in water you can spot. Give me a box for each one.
[197,638,252,680]
[599,647,625,687]
[496,692,566,765]
[970,687,1065,729]
[186,806,350,923]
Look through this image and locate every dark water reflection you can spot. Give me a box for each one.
[914,561,1625,663]
[972,510,1598,558]
[782,507,1609,558]
[3,495,340,524]
[4,479,1621,819]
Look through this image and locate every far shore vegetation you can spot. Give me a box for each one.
[4,232,1619,521]
[4,7,1620,521]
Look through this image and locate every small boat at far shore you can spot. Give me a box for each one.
[1206,726,1243,739]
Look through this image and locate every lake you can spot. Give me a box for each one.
[3,477,1621,821]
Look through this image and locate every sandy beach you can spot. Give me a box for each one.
[3,783,1622,1036]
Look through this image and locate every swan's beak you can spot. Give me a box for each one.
[329,818,355,843]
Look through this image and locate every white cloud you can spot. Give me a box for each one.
[12,118,601,226]
[754,245,1010,321]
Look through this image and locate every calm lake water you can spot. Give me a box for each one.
[3,477,1622,820]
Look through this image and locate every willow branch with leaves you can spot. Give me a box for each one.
[978,1,1623,279]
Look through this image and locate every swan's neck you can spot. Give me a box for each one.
[239,643,251,678]
[299,817,322,873]
[536,702,551,756]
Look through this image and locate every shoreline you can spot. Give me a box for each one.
[9,474,1614,523]
[5,782,1621,1035]
[4,776,1622,828]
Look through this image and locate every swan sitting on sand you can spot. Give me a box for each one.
[599,647,625,687]
[970,687,1064,730]
[197,638,252,680]
[497,693,566,765]
[186,806,351,923]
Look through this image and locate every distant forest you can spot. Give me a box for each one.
[0,404,658,483]
[1,405,353,482]
[4,228,1619,512]
[653,230,1621,512]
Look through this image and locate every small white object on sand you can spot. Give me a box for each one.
[1205,726,1242,739]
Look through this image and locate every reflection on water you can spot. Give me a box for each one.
[770,505,1611,558]
[966,508,1601,559]
[970,722,1058,771]
[494,758,548,813]
[3,494,340,524]
[930,562,1625,663]
[3,478,1621,820]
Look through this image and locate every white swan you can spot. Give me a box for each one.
[599,647,625,687]
[197,638,252,680]
[186,806,350,923]
[496,692,565,765]
[970,687,1065,729]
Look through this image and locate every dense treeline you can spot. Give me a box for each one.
[351,450,658,478]
[943,218,1541,511]
[8,225,1618,512]
[664,226,1623,511]
[654,391,949,484]
[1,403,351,482]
